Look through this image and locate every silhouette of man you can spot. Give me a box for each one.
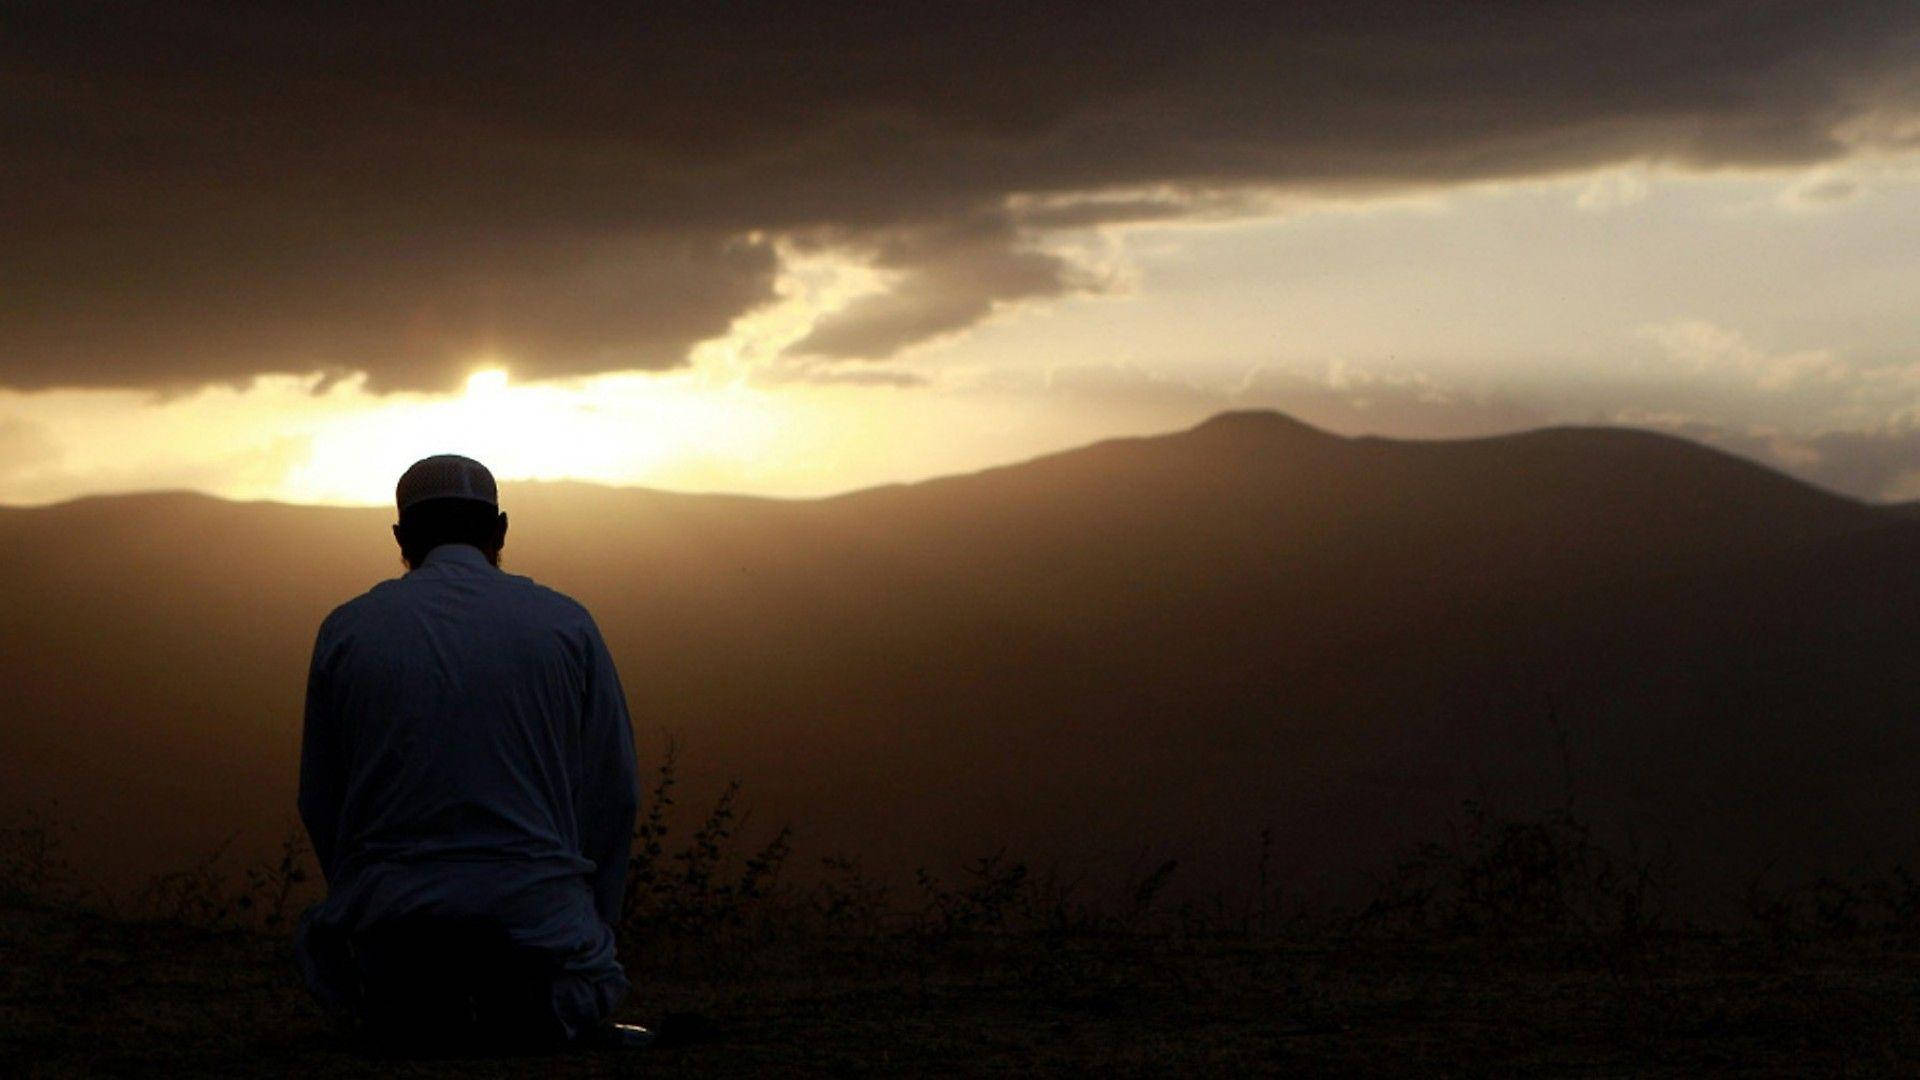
[294,454,647,1053]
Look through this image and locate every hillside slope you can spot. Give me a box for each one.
[1,413,1912,895]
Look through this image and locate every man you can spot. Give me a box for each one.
[295,454,647,1053]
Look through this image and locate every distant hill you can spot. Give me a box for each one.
[3,412,1915,901]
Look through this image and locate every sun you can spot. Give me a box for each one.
[465,368,510,397]
[279,361,786,504]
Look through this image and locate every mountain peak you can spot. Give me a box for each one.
[1184,410,1334,442]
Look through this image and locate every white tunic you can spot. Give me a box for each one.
[295,542,639,1016]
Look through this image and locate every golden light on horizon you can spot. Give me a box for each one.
[276,362,789,505]
[2,164,1916,511]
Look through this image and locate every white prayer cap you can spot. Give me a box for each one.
[395,454,498,513]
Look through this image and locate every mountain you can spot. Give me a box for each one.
[3,412,1915,902]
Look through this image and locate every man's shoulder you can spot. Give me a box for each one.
[316,577,403,634]
[317,566,601,640]
[496,570,598,626]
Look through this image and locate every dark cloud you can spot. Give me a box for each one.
[3,2,1916,389]
[2,226,776,391]
[783,220,1089,360]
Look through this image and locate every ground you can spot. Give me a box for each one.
[5,900,1918,1077]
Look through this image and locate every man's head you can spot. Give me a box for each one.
[393,454,508,569]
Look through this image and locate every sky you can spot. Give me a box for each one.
[3,2,1919,505]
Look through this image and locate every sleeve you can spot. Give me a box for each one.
[297,616,345,883]
[577,620,640,928]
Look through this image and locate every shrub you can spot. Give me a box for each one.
[1351,798,1672,954]
[618,739,795,969]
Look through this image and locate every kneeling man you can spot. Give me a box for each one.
[296,454,645,1052]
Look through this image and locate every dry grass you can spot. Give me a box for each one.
[8,764,1920,1076]
[7,896,1920,1077]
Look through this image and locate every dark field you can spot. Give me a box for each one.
[7,895,1920,1078]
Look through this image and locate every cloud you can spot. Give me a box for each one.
[1783,428,1920,501]
[1617,414,1920,502]
[4,2,1917,389]
[752,362,929,389]
[1639,320,1849,391]
[1,222,778,393]
[0,417,60,479]
[1575,168,1653,212]
[1005,187,1283,230]
[1232,363,1549,440]
[783,220,1090,360]
[951,357,1548,443]
[1785,174,1863,206]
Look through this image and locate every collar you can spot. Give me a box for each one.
[419,543,497,570]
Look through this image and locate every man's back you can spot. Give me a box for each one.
[301,543,633,913]
[296,459,641,1050]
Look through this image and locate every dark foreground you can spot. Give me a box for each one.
[6,900,1918,1078]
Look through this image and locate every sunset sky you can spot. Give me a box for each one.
[4,3,1918,505]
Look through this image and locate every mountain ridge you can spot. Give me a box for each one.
[0,409,1888,515]
[2,411,1914,901]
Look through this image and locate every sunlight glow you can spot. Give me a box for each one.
[277,365,787,505]
[465,368,510,396]
[3,160,1918,508]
